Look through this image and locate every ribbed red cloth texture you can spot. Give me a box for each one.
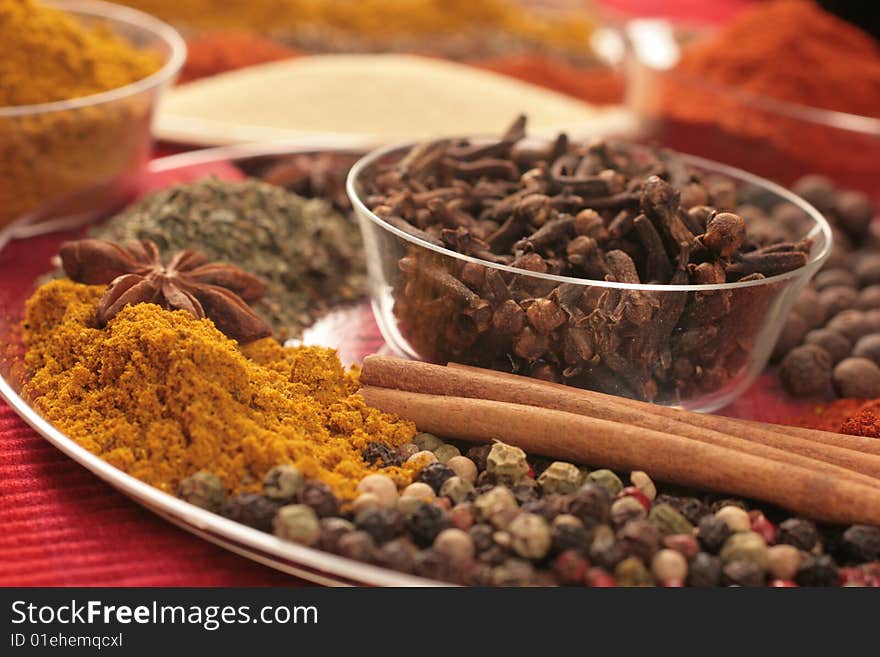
[0,0,759,586]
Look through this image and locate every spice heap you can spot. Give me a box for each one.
[180,32,300,83]
[181,435,880,586]
[357,116,811,402]
[653,0,880,186]
[674,0,880,118]
[22,274,417,500]
[118,0,596,55]
[90,178,366,340]
[774,175,880,399]
[0,0,164,227]
[0,0,161,106]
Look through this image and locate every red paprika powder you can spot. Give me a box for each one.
[180,32,301,83]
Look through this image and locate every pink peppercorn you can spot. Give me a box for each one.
[553,549,589,585]
[586,567,616,587]
[749,510,776,545]
[770,579,799,587]
[616,486,651,513]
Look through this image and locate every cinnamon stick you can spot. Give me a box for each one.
[361,356,880,482]
[446,362,880,459]
[360,386,880,526]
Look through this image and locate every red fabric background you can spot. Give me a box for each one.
[0,0,762,587]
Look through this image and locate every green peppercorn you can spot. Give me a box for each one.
[413,432,443,452]
[486,442,530,485]
[614,556,655,587]
[273,504,320,545]
[719,531,769,570]
[586,469,623,496]
[649,503,695,537]
[508,513,552,560]
[537,461,582,495]
[433,443,461,464]
[473,485,518,522]
[178,471,225,512]
[262,465,304,502]
[440,475,474,505]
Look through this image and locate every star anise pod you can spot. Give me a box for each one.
[59,238,273,343]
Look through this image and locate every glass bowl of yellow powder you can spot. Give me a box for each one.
[0,0,185,237]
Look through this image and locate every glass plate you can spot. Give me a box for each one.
[0,143,447,586]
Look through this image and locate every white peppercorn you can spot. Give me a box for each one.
[401,482,435,502]
[473,486,518,522]
[262,464,304,502]
[651,549,688,585]
[353,492,383,515]
[766,544,802,581]
[508,513,552,560]
[434,528,475,565]
[715,505,751,533]
[630,471,657,501]
[446,455,478,483]
[356,473,399,508]
[406,450,438,466]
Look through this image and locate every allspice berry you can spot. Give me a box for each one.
[791,286,827,330]
[779,344,832,396]
[832,357,880,398]
[855,254,880,287]
[792,174,836,212]
[813,268,857,291]
[817,286,858,319]
[826,309,873,342]
[771,313,807,363]
[834,189,874,239]
[803,328,851,364]
[856,285,880,310]
[852,334,880,365]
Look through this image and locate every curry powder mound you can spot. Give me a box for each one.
[22,279,418,500]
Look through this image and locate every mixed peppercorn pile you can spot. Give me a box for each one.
[179,436,880,586]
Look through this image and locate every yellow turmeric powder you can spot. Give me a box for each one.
[0,0,162,106]
[22,279,419,501]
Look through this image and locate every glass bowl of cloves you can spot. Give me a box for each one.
[347,117,832,411]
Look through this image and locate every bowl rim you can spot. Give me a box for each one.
[625,17,880,137]
[0,0,186,117]
[346,138,833,293]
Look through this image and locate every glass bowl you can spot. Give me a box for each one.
[623,18,880,196]
[0,0,185,237]
[347,140,833,412]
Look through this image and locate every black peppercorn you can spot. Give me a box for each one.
[469,523,495,553]
[841,524,880,562]
[416,462,456,494]
[551,522,590,555]
[413,549,454,581]
[568,484,611,527]
[466,444,492,472]
[376,538,418,573]
[336,530,377,563]
[220,493,280,532]
[479,544,510,567]
[618,519,661,563]
[687,552,722,587]
[723,561,765,587]
[362,441,402,467]
[354,507,404,545]
[520,499,552,521]
[589,531,626,571]
[316,517,354,553]
[698,515,732,553]
[796,554,839,587]
[528,455,555,478]
[298,480,340,517]
[406,503,450,547]
[777,518,819,551]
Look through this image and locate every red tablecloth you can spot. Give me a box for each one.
[0,0,760,587]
